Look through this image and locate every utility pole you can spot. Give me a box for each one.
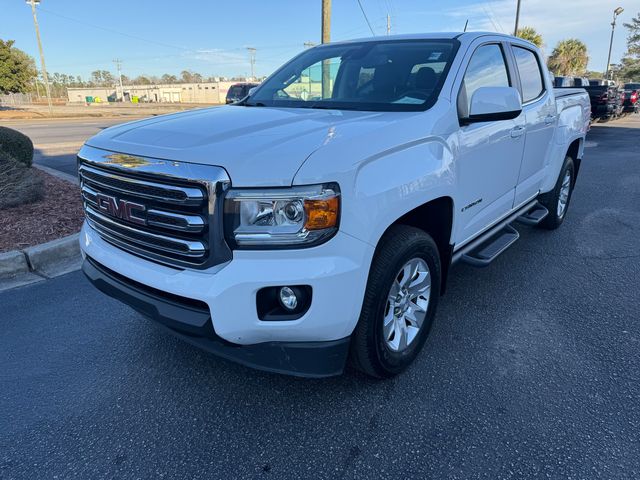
[247,47,256,80]
[26,0,52,116]
[387,14,391,35]
[605,7,624,80]
[321,0,331,98]
[113,58,125,102]
[513,0,521,35]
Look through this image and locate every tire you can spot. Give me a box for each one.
[350,225,441,378]
[537,155,575,230]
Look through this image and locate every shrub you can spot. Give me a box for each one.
[0,126,34,168]
[0,151,43,209]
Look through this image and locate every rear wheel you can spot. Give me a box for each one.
[538,155,575,230]
[350,225,441,378]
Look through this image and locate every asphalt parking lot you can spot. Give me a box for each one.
[1,116,639,479]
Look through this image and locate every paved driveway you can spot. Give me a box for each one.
[1,117,639,479]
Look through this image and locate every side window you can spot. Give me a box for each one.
[458,44,510,117]
[512,46,545,103]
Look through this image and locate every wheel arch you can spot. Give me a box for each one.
[375,196,454,295]
[566,137,582,179]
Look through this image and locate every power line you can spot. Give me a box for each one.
[37,7,191,52]
[356,0,376,36]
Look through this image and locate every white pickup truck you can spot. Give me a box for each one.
[78,33,590,378]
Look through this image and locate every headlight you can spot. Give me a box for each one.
[224,183,340,248]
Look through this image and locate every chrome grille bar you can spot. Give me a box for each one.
[79,164,204,206]
[85,206,206,257]
[82,184,205,234]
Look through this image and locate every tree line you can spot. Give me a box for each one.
[2,14,640,96]
[516,14,640,79]
[34,70,249,98]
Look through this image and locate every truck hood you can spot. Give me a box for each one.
[85,105,385,186]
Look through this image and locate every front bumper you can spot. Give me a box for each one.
[82,256,351,377]
[79,221,375,374]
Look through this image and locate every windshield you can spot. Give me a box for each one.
[228,86,247,97]
[244,39,458,111]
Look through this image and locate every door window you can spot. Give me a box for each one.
[458,44,510,117]
[512,46,545,103]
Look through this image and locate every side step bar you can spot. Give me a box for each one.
[459,225,519,267]
[452,200,538,268]
[516,204,549,226]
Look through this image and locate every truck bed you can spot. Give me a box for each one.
[553,87,587,99]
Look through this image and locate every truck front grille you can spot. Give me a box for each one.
[77,145,232,269]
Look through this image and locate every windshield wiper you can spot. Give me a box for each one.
[241,101,266,107]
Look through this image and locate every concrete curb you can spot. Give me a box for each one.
[0,250,29,277]
[33,164,78,184]
[0,233,81,292]
[24,233,82,278]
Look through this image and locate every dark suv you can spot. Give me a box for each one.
[225,83,259,104]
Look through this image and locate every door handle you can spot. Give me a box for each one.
[510,126,525,138]
[544,114,556,125]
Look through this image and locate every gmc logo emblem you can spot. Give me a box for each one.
[95,193,146,226]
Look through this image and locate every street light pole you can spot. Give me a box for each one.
[26,0,52,116]
[513,0,521,35]
[605,7,624,80]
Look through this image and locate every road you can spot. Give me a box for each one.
[2,117,640,479]
[3,117,130,147]
[5,117,140,178]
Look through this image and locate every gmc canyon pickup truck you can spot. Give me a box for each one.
[78,33,590,378]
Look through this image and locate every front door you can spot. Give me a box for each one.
[454,42,526,246]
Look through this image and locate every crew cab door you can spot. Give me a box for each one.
[509,44,556,205]
[454,42,526,246]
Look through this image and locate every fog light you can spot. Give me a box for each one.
[279,286,298,310]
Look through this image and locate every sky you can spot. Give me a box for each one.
[3,0,637,81]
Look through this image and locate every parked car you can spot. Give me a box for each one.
[554,76,574,87]
[584,79,622,121]
[574,77,591,87]
[78,33,590,378]
[589,79,616,86]
[553,76,590,88]
[623,83,639,115]
[225,83,259,104]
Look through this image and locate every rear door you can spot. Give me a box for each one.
[454,41,526,246]
[509,44,556,206]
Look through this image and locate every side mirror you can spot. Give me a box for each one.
[462,86,522,124]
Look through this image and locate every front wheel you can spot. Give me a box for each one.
[537,155,575,230]
[350,225,441,378]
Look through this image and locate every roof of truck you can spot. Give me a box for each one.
[333,32,520,44]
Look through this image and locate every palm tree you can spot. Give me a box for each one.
[547,39,589,76]
[516,27,543,48]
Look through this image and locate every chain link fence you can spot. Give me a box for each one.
[0,93,34,106]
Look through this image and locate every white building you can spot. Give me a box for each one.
[67,81,249,104]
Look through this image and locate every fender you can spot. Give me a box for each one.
[540,98,588,194]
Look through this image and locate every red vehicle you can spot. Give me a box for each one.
[623,83,639,115]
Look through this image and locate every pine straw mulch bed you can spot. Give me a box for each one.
[0,170,84,253]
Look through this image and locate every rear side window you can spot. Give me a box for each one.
[458,44,510,117]
[513,46,545,103]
